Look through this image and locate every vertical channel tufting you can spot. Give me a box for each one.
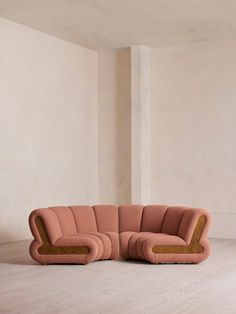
[139,206,144,232]
[161,206,187,235]
[50,206,77,236]
[93,205,118,232]
[176,207,188,236]
[69,206,78,233]
[48,207,63,239]
[93,206,98,232]
[141,205,168,232]
[119,205,144,232]
[159,206,169,232]
[176,207,189,238]
[70,206,97,233]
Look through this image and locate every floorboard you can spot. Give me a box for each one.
[0,238,235,314]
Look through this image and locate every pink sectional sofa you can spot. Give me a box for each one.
[29,205,211,265]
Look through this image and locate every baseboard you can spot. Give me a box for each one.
[209,211,236,239]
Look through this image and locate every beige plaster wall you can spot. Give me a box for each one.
[0,18,98,243]
[1,16,235,242]
[151,40,236,215]
[98,49,131,204]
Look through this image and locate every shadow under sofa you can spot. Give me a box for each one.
[29,205,211,265]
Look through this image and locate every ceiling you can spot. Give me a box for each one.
[0,0,236,50]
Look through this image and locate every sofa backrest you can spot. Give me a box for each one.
[30,205,119,242]
[51,205,119,234]
[30,205,209,245]
[118,205,210,244]
[118,205,187,234]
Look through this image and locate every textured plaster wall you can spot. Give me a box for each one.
[151,40,236,215]
[0,18,98,243]
[98,49,131,204]
[131,46,151,204]
[1,16,236,242]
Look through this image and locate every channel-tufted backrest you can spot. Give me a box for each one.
[118,205,210,244]
[161,206,187,235]
[49,206,77,236]
[29,205,210,246]
[69,206,97,233]
[119,205,175,234]
[141,205,168,233]
[119,205,144,232]
[93,205,118,233]
[29,205,119,245]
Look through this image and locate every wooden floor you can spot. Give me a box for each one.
[0,238,236,314]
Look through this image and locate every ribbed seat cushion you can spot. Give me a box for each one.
[103,232,119,259]
[55,232,114,260]
[119,231,136,259]
[120,231,186,261]
[138,233,187,263]
[119,232,153,259]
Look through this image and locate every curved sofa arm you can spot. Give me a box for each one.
[29,237,97,265]
[178,208,211,245]
[146,209,211,264]
[29,208,62,245]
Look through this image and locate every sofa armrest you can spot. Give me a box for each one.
[178,209,211,245]
[29,208,62,245]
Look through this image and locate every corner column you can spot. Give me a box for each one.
[131,46,151,204]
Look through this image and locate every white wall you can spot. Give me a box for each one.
[98,49,131,204]
[1,17,236,242]
[151,40,236,238]
[0,18,98,243]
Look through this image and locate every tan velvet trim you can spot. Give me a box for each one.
[35,217,89,255]
[152,215,206,254]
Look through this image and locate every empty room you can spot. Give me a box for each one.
[0,1,236,313]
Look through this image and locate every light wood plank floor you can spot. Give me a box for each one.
[0,238,236,314]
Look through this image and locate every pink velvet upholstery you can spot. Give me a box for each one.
[29,205,211,265]
[119,205,144,232]
[69,206,97,233]
[141,205,168,233]
[93,205,119,233]
[29,208,62,245]
[178,208,211,244]
[119,206,211,264]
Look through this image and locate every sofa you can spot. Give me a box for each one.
[29,205,211,265]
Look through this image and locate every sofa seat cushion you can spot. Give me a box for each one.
[55,232,117,262]
[119,232,152,259]
[120,231,187,261]
[103,232,119,259]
